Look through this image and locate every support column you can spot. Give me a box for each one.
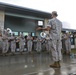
[44,19,49,34]
[0,11,5,31]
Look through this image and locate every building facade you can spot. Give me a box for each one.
[0,2,51,36]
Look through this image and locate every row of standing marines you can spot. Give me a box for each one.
[0,28,71,56]
[0,29,58,55]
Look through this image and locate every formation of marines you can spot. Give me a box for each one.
[0,22,71,56]
[0,29,52,55]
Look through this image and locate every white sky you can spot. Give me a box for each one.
[0,0,76,29]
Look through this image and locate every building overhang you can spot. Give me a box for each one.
[0,2,52,19]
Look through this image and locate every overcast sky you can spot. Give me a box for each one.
[0,0,76,29]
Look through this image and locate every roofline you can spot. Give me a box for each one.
[0,2,52,19]
[62,28,76,32]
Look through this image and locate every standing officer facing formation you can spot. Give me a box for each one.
[37,11,62,68]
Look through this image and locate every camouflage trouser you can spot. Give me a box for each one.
[27,40,32,52]
[2,40,9,53]
[19,42,24,52]
[50,39,62,62]
[65,39,71,52]
[11,41,16,53]
[45,40,51,52]
[36,42,42,52]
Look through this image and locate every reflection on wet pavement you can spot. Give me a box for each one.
[0,53,76,75]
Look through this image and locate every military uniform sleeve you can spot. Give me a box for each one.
[47,19,56,30]
[47,20,52,27]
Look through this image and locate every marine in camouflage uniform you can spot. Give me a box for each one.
[62,32,66,54]
[2,30,9,56]
[10,33,16,55]
[45,34,51,53]
[19,33,25,54]
[64,32,71,55]
[27,33,33,53]
[36,11,62,68]
[36,37,42,53]
[48,11,62,68]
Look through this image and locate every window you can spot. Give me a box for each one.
[32,33,35,36]
[13,32,18,36]
[38,21,43,26]
[23,32,28,36]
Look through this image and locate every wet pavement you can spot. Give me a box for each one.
[0,52,76,75]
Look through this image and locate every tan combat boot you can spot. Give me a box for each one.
[50,61,61,68]
[58,61,61,68]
